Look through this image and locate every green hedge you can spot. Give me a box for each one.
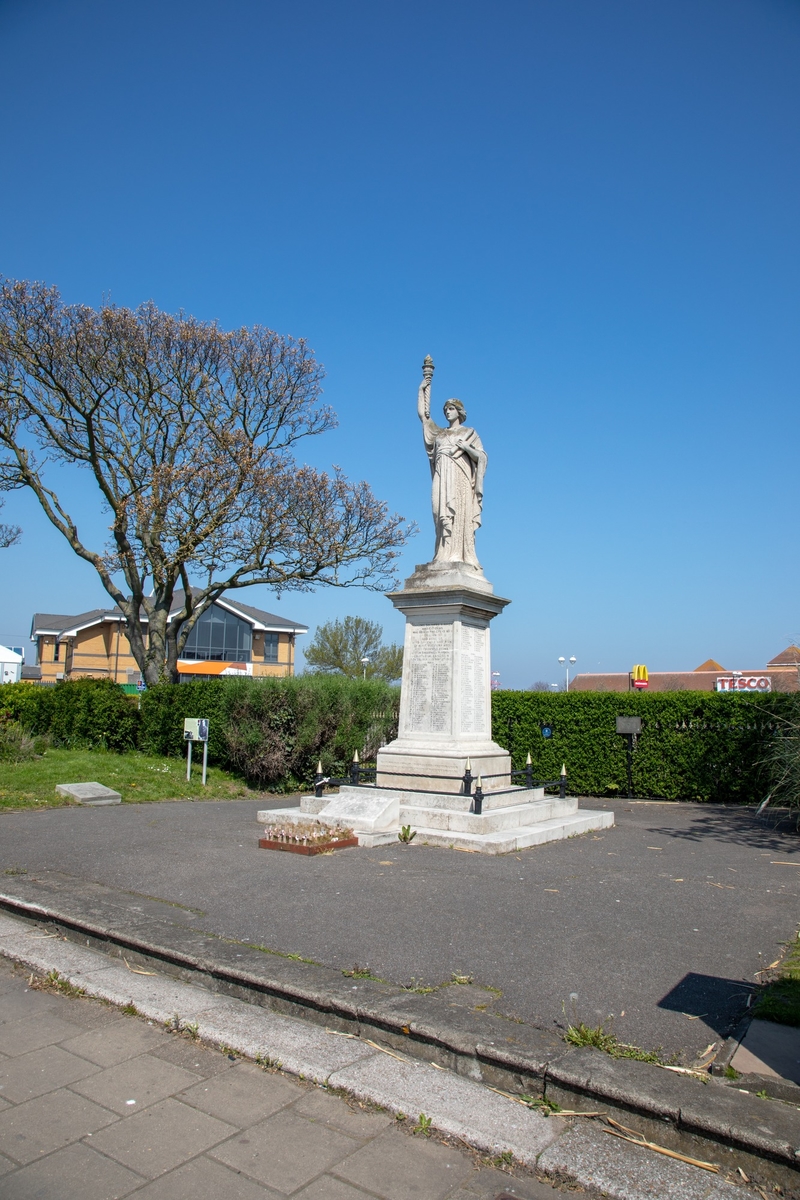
[3,677,792,801]
[0,678,141,752]
[491,690,795,802]
[140,675,400,790]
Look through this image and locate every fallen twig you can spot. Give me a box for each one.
[363,1038,409,1062]
[604,1118,720,1172]
[122,958,157,976]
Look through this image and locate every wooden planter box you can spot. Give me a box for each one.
[258,837,358,856]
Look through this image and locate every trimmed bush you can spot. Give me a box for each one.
[491,690,794,802]
[140,675,400,790]
[0,678,140,752]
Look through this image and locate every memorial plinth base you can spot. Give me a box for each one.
[260,786,614,854]
[377,570,513,793]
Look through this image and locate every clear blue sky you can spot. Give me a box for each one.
[1,0,799,686]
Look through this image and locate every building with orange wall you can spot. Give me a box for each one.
[29,590,307,684]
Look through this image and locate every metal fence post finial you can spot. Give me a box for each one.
[525,750,533,790]
[463,757,473,796]
[314,760,324,798]
[473,775,484,815]
[351,749,361,787]
[560,763,567,800]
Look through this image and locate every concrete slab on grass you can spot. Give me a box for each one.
[731,1019,800,1085]
[55,782,121,806]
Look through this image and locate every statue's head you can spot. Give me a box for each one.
[443,399,466,422]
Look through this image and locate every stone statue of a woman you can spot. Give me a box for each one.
[417,356,487,570]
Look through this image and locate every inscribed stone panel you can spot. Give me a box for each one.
[406,624,452,734]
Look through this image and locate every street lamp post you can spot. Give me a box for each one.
[558,656,577,691]
[361,656,371,681]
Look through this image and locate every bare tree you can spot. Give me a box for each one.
[0,497,20,548]
[0,279,413,684]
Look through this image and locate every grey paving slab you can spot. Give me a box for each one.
[62,1017,165,1066]
[293,1086,393,1139]
[1,1140,145,1200]
[0,1011,86,1056]
[731,1018,800,1084]
[127,1155,283,1199]
[69,1053,202,1113]
[178,1061,298,1126]
[294,1177,380,1200]
[0,1044,98,1102]
[147,1032,237,1078]
[0,1088,118,1164]
[0,984,62,1024]
[332,1126,473,1200]
[90,1096,237,1177]
[210,1107,362,1192]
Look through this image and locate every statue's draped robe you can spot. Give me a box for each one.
[422,419,487,567]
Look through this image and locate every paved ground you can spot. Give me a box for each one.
[1,797,798,1059]
[0,955,556,1200]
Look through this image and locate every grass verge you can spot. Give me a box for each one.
[0,747,262,810]
[752,932,800,1027]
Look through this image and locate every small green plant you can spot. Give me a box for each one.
[521,1094,562,1115]
[121,1002,138,1016]
[395,1111,407,1121]
[492,1150,514,1168]
[451,973,473,985]
[755,1088,769,1099]
[220,1043,238,1059]
[398,825,417,844]
[724,1065,741,1080]
[564,1022,663,1063]
[165,1013,183,1032]
[43,969,84,997]
[413,1112,432,1136]
[184,1021,199,1040]
[343,965,384,981]
[255,1053,282,1069]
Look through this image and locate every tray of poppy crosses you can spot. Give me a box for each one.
[259,819,358,856]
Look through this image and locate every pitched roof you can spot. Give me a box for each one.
[31,593,308,639]
[694,658,725,672]
[767,645,800,666]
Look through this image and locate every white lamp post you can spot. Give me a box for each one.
[558,656,577,691]
[361,656,371,681]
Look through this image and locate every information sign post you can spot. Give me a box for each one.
[616,716,642,799]
[183,719,210,785]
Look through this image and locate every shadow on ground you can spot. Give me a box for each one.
[657,972,756,1038]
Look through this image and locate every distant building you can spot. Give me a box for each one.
[29,590,308,684]
[569,646,800,694]
[0,645,23,685]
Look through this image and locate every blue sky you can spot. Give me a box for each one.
[1,0,799,686]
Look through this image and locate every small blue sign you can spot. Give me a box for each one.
[541,724,554,739]
[136,679,147,693]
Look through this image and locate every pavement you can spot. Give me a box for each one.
[1,797,798,1059]
[0,915,763,1200]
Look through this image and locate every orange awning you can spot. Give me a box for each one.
[177,660,248,675]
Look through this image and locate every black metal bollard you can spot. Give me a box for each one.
[350,751,361,787]
[462,760,473,797]
[525,751,533,790]
[314,760,324,799]
[472,778,484,815]
[559,764,567,800]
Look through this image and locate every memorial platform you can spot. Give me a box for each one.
[260,784,613,854]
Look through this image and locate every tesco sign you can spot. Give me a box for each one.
[715,676,772,693]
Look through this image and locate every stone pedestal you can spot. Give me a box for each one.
[375,562,511,794]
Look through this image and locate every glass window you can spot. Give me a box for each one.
[264,633,279,662]
[181,607,252,662]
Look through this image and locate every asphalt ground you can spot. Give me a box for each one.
[0,797,798,1061]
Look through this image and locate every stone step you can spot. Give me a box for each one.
[399,796,578,834]
[411,809,614,854]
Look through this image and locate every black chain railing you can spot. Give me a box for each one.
[312,754,567,814]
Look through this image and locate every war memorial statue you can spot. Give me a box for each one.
[260,358,612,851]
